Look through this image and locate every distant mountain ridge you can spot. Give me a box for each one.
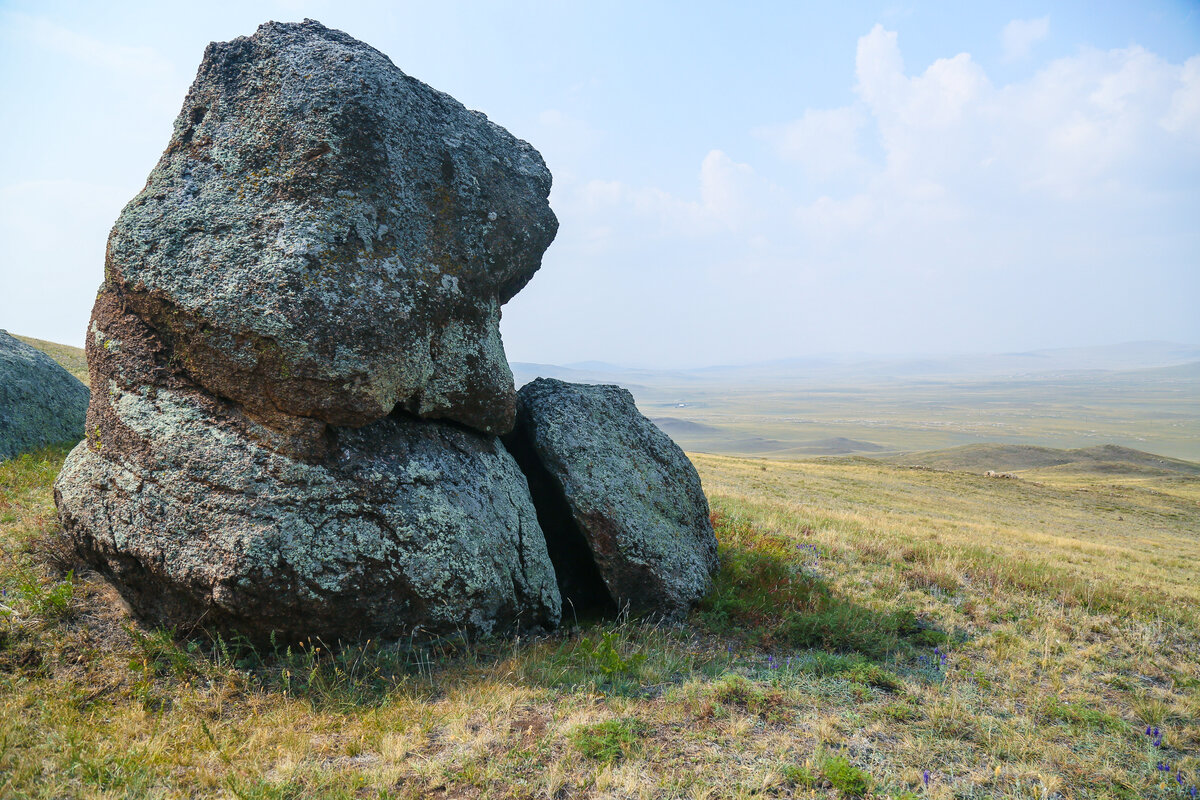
[512,341,1200,389]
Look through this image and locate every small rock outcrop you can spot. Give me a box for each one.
[55,19,718,642]
[505,379,718,619]
[107,19,556,436]
[0,331,89,461]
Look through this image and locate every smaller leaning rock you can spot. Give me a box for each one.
[505,378,718,619]
[0,331,89,461]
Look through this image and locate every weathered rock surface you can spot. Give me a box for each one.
[504,379,718,619]
[0,331,89,461]
[55,297,560,640]
[107,19,556,436]
[54,19,719,641]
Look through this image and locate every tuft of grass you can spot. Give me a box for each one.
[780,762,817,788]
[569,718,645,763]
[821,754,872,798]
[1040,696,1131,735]
[710,673,791,723]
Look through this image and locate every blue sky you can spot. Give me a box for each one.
[1,0,1197,366]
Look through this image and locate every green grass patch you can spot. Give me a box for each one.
[569,718,645,763]
[780,762,817,788]
[1040,697,1131,735]
[821,754,872,798]
[697,512,929,658]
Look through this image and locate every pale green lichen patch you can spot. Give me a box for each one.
[57,380,559,638]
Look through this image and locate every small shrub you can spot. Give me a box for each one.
[909,628,949,647]
[578,630,647,679]
[570,719,645,763]
[821,755,871,798]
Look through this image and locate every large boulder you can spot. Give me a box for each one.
[55,299,560,640]
[0,331,89,461]
[106,19,556,436]
[53,20,566,642]
[504,379,718,619]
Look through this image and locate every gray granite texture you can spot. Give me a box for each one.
[0,331,89,461]
[54,303,560,640]
[106,19,557,436]
[504,379,718,619]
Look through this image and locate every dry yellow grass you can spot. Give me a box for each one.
[1,447,1197,798]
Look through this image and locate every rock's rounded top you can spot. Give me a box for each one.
[0,331,89,460]
[107,19,557,434]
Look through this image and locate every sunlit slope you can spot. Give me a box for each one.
[14,334,88,386]
[887,443,1200,476]
[693,452,1200,629]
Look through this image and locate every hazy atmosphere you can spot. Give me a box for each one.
[2,0,1198,365]
[5,5,1200,797]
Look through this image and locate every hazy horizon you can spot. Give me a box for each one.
[2,1,1198,364]
[509,338,1200,371]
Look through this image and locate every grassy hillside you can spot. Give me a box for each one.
[887,443,1200,476]
[2,448,1197,798]
[14,334,88,386]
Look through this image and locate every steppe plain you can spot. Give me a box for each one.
[2,339,1197,799]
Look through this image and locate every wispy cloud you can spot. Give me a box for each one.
[6,12,174,76]
[1001,16,1050,62]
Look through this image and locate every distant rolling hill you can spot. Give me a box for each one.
[888,443,1200,477]
[650,417,888,457]
[15,334,88,385]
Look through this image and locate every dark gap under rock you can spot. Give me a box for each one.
[502,428,616,622]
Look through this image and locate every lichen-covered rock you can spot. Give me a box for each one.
[53,291,559,641]
[0,331,89,461]
[55,323,559,640]
[107,19,556,435]
[504,378,718,619]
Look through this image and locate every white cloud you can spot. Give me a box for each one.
[755,107,867,178]
[575,150,770,237]
[1002,16,1050,62]
[543,24,1199,359]
[586,26,1199,230]
[1162,55,1200,138]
